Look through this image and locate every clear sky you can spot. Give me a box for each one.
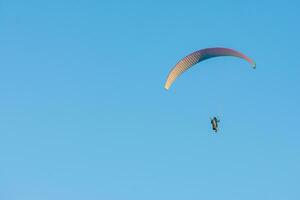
[1,0,300,199]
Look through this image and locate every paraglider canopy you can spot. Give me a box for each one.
[165,47,256,90]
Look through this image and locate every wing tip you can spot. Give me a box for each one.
[164,83,170,90]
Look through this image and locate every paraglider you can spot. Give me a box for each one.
[164,47,255,133]
[210,117,220,133]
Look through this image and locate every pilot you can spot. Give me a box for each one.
[211,117,220,132]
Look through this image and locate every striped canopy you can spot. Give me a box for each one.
[165,47,256,90]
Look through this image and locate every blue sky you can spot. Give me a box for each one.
[0,0,300,199]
